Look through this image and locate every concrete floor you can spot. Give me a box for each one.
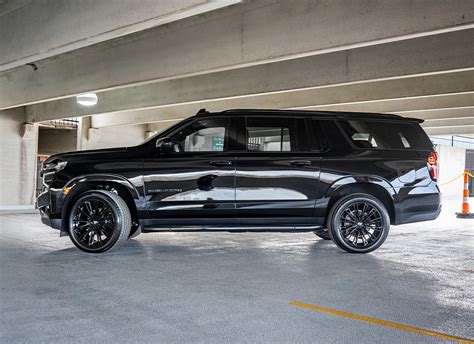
[0,198,473,343]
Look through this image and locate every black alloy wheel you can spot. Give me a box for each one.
[68,191,131,253]
[328,193,390,253]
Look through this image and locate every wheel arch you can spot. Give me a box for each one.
[60,174,140,232]
[323,176,396,226]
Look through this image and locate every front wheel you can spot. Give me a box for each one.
[328,193,390,253]
[68,191,131,253]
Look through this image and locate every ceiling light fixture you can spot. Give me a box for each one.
[76,93,98,106]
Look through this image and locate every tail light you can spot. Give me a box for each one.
[427,151,438,181]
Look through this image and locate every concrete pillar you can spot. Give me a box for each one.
[0,108,38,210]
[437,145,467,198]
[76,116,91,151]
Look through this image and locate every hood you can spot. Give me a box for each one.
[44,146,131,164]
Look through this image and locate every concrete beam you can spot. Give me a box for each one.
[80,124,148,150]
[146,109,474,133]
[90,111,186,128]
[294,93,474,113]
[25,30,474,122]
[118,97,474,134]
[50,71,474,127]
[422,110,474,135]
[424,126,474,136]
[105,93,474,131]
[148,121,180,134]
[109,104,474,134]
[2,0,474,109]
[421,114,474,128]
[0,0,240,72]
[399,107,474,120]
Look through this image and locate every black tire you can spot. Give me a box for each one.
[68,190,131,253]
[313,228,331,240]
[328,193,390,253]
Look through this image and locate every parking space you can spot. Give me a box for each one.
[1,197,472,343]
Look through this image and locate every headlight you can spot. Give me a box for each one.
[41,161,68,176]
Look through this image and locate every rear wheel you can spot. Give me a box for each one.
[68,191,131,253]
[328,193,390,253]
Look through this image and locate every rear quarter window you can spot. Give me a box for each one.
[339,120,433,150]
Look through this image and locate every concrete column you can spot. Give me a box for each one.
[76,116,91,151]
[0,108,38,210]
[437,145,467,198]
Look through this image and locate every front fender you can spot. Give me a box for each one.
[64,173,141,199]
[59,173,143,232]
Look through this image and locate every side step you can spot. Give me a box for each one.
[141,225,322,233]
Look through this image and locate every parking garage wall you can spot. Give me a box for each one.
[0,108,38,209]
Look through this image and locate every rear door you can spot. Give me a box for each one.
[234,116,321,225]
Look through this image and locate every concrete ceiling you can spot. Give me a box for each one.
[0,0,473,136]
[0,0,241,72]
[1,0,473,110]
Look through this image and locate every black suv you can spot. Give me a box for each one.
[37,109,441,253]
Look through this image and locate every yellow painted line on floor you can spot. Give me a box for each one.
[289,301,473,343]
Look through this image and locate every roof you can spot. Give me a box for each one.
[194,108,424,123]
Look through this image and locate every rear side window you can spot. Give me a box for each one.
[246,117,310,152]
[339,120,433,150]
[311,119,351,153]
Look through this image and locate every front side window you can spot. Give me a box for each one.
[246,117,309,152]
[168,118,231,153]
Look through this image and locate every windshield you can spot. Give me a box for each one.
[139,118,194,145]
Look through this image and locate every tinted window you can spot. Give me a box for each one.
[169,117,232,152]
[339,120,433,150]
[309,120,328,151]
[246,117,309,152]
[311,119,351,153]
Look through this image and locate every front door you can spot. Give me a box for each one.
[143,116,242,226]
[235,116,321,225]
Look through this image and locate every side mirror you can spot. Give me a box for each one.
[156,137,181,154]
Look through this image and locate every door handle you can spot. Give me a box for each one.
[209,160,233,167]
[290,160,311,167]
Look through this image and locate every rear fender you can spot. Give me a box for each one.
[323,175,396,224]
[325,175,396,198]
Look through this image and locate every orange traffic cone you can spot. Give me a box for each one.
[456,170,474,218]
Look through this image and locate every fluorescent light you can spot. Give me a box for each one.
[76,93,98,106]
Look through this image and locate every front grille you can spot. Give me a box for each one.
[42,171,55,187]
